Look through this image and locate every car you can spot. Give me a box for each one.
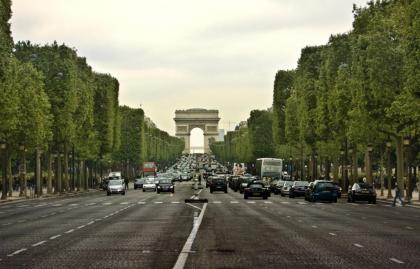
[107,179,125,196]
[101,177,110,190]
[273,180,285,194]
[244,182,269,199]
[306,180,338,203]
[156,178,175,193]
[331,182,342,198]
[269,179,280,193]
[348,182,376,203]
[289,181,309,198]
[228,176,240,191]
[280,181,294,197]
[134,178,146,189]
[180,172,191,181]
[210,176,228,193]
[238,176,254,194]
[142,179,157,192]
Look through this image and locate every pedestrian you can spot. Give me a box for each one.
[392,182,404,207]
[124,177,129,190]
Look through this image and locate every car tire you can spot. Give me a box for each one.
[107,192,111,196]
[134,186,137,190]
[333,197,337,203]
[244,195,248,199]
[142,189,145,192]
[281,193,285,197]
[372,198,376,204]
[122,192,125,195]
[224,189,228,193]
[263,196,268,200]
[289,192,294,198]
[210,189,213,193]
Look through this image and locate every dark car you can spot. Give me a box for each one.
[228,176,240,191]
[289,181,309,198]
[238,176,254,194]
[210,177,228,193]
[274,180,285,194]
[134,178,146,189]
[244,182,269,199]
[348,182,376,203]
[306,180,338,203]
[156,178,175,193]
[332,182,342,198]
[101,178,110,190]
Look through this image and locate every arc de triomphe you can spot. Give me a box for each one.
[174,109,220,154]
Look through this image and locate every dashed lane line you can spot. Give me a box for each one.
[32,241,46,247]
[230,201,239,204]
[353,243,364,248]
[7,248,27,257]
[171,201,181,204]
[311,225,318,229]
[390,258,404,264]
[154,201,163,204]
[103,202,112,205]
[64,229,75,234]
[87,221,95,225]
[247,201,256,204]
[264,201,272,204]
[49,234,61,240]
[329,233,337,236]
[212,201,222,204]
[77,225,86,229]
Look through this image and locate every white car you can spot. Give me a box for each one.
[107,179,125,196]
[143,179,156,192]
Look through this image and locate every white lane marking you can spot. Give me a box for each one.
[298,220,303,223]
[350,203,359,206]
[103,202,112,205]
[185,203,202,211]
[329,233,337,236]
[7,248,27,256]
[247,201,256,204]
[120,202,129,205]
[311,225,318,229]
[264,201,272,204]
[95,218,102,222]
[405,226,414,230]
[230,201,239,204]
[32,241,47,247]
[173,203,208,269]
[137,201,146,204]
[50,234,61,240]
[69,204,79,206]
[18,204,29,208]
[171,201,181,204]
[281,201,290,204]
[87,221,95,225]
[2,222,12,226]
[142,250,151,254]
[86,202,96,206]
[197,189,203,195]
[64,229,75,234]
[154,201,163,204]
[353,243,364,248]
[212,201,222,204]
[390,258,404,264]
[77,225,86,229]
[298,202,308,205]
[52,204,62,207]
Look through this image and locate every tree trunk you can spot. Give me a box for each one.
[19,149,26,197]
[35,149,42,197]
[7,154,12,197]
[79,160,85,191]
[325,158,331,180]
[57,153,62,193]
[1,147,7,200]
[63,144,69,192]
[395,136,405,199]
[47,151,52,194]
[352,148,357,184]
[333,157,339,183]
[365,150,373,184]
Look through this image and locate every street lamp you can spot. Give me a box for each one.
[1,142,7,200]
[340,148,345,187]
[367,144,373,184]
[314,153,318,180]
[403,137,410,202]
[289,156,293,180]
[348,146,353,185]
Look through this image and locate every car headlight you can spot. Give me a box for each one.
[158,186,161,188]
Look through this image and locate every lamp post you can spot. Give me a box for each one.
[19,145,27,197]
[367,144,373,184]
[386,139,392,198]
[314,153,318,180]
[289,156,293,180]
[403,137,410,203]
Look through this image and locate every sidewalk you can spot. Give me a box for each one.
[375,189,420,207]
[0,187,99,204]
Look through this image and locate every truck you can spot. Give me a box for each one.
[142,162,157,177]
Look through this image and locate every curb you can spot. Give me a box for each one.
[0,189,101,205]
[377,198,420,209]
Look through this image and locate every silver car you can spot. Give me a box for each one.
[107,179,125,196]
[142,179,157,192]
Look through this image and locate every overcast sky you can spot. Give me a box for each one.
[11,0,368,148]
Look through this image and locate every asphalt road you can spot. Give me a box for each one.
[0,182,419,269]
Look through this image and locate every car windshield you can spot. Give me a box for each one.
[159,179,172,184]
[316,182,334,191]
[249,184,263,188]
[145,179,155,184]
[108,180,122,186]
[284,181,294,186]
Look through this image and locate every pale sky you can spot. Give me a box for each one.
[11,0,368,148]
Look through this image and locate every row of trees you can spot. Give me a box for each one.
[0,1,183,200]
[211,0,419,198]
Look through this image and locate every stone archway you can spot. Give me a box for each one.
[174,109,220,154]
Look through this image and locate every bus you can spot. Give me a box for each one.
[142,162,157,177]
[256,158,283,180]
